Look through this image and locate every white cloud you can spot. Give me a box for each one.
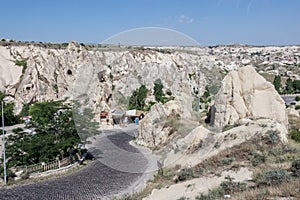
[178,15,194,24]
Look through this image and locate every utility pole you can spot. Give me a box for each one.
[197,68,201,112]
[1,100,7,185]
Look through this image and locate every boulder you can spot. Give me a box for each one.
[287,107,300,117]
[211,65,288,130]
[135,100,183,148]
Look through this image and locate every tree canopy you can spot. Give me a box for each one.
[285,78,294,94]
[273,75,282,93]
[272,76,300,94]
[0,91,19,126]
[6,100,99,169]
[128,85,148,110]
[153,79,165,103]
[29,100,63,128]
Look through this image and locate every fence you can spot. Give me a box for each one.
[16,157,71,174]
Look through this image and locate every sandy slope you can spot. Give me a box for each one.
[144,167,252,200]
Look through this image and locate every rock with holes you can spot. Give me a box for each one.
[0,42,211,116]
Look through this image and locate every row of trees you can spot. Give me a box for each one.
[273,76,300,94]
[128,79,174,110]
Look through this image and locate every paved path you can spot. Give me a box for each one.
[281,94,299,105]
[0,127,155,200]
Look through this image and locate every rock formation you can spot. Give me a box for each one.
[165,118,288,168]
[135,100,183,148]
[159,66,289,168]
[0,42,212,116]
[211,65,288,130]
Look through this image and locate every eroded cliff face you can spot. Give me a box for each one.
[1,42,218,116]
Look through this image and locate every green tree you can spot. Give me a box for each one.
[153,79,165,103]
[293,80,300,93]
[203,85,210,99]
[0,91,4,101]
[6,103,81,167]
[0,91,19,126]
[273,75,282,93]
[285,78,294,94]
[2,102,19,126]
[29,100,63,128]
[18,103,30,117]
[128,85,148,110]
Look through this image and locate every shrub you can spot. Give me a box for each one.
[291,158,300,177]
[295,105,300,110]
[263,130,280,144]
[290,130,300,142]
[178,168,194,182]
[109,73,113,80]
[220,176,246,194]
[196,187,225,200]
[251,152,266,166]
[12,127,24,134]
[15,59,27,67]
[296,96,300,101]
[144,101,156,111]
[220,157,235,165]
[21,172,30,180]
[256,169,290,186]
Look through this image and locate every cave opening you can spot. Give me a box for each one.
[67,69,72,75]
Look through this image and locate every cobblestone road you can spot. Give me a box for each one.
[0,129,148,200]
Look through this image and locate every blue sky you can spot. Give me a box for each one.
[1,0,300,45]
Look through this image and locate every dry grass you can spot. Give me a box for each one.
[288,115,300,130]
[120,117,300,200]
[232,180,300,200]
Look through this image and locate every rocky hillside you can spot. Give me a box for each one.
[0,42,217,117]
[1,41,299,118]
[1,41,300,199]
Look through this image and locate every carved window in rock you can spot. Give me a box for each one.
[98,70,106,82]
[67,69,73,75]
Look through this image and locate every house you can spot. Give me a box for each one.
[111,109,125,124]
[125,109,145,122]
[20,116,32,123]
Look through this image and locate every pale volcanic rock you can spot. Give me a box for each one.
[0,47,22,92]
[211,65,288,130]
[135,100,183,148]
[165,118,288,168]
[0,42,209,116]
